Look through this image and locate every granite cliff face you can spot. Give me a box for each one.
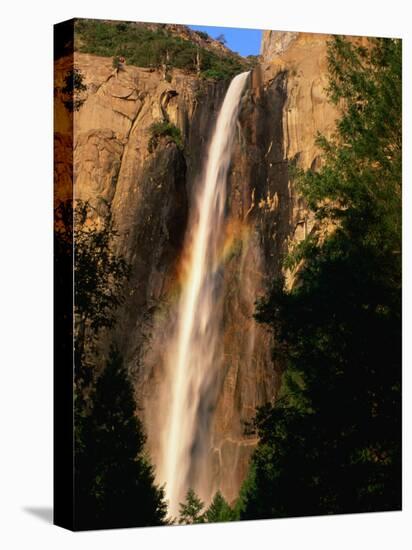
[54,30,339,504]
[258,31,340,286]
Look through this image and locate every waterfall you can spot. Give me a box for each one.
[159,71,250,516]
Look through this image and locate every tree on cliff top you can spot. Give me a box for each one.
[241,36,401,519]
[74,19,245,80]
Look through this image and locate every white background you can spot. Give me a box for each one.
[0,0,410,548]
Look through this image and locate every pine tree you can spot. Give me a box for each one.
[178,489,205,524]
[204,491,235,523]
[76,347,167,529]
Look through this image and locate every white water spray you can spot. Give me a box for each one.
[159,72,250,516]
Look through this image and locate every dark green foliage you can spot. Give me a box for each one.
[241,37,401,519]
[75,347,167,529]
[178,489,205,524]
[298,36,401,249]
[148,120,183,153]
[73,201,130,335]
[234,463,257,519]
[194,48,241,80]
[71,200,130,395]
[201,68,232,80]
[204,491,235,523]
[61,67,87,112]
[74,19,245,80]
[199,53,247,80]
[177,489,237,524]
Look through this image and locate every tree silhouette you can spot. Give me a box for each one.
[61,67,87,112]
[75,347,167,529]
[55,199,130,393]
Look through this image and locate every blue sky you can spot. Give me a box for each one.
[188,25,262,57]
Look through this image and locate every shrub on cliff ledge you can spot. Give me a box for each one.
[148,120,183,153]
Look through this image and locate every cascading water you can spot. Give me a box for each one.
[159,71,250,516]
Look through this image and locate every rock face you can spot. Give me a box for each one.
[260,30,298,59]
[55,31,339,505]
[258,31,339,287]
